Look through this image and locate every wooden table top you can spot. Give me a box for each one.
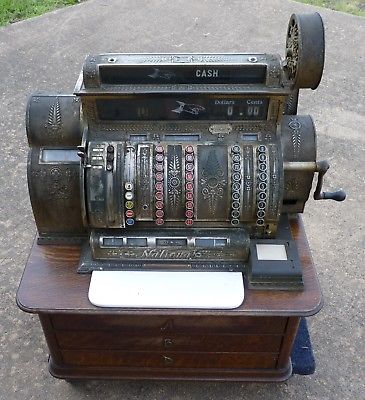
[16,215,322,317]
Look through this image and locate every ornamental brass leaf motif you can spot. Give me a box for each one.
[200,150,226,214]
[140,147,150,209]
[286,22,299,80]
[47,97,62,134]
[168,152,181,208]
[288,117,301,159]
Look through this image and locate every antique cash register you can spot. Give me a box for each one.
[25,13,345,303]
[18,12,347,381]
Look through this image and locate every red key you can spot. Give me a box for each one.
[155,192,164,201]
[155,210,164,218]
[185,210,194,219]
[155,201,164,210]
[155,182,163,191]
[185,172,194,181]
[125,210,134,218]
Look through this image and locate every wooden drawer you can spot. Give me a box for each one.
[61,350,278,369]
[55,331,283,353]
[51,315,287,334]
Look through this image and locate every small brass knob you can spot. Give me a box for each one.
[163,355,174,366]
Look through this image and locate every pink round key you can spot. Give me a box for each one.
[155,172,164,181]
[155,210,164,218]
[155,163,164,172]
[155,201,164,210]
[155,153,164,162]
[185,172,194,181]
[155,182,163,191]
[155,191,164,201]
[185,210,194,219]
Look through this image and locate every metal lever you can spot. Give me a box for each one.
[314,160,346,202]
[77,145,87,166]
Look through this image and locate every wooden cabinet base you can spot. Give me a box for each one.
[38,312,299,382]
[17,216,322,382]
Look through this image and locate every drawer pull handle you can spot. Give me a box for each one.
[164,338,173,347]
[163,355,174,366]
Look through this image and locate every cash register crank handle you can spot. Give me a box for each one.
[313,160,346,202]
[283,161,346,201]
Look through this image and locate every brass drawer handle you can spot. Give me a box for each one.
[163,355,174,366]
[164,338,173,347]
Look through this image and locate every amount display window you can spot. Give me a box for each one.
[96,95,269,121]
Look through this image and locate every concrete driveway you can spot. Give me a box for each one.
[0,0,364,399]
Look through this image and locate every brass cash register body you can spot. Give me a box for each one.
[26,13,345,289]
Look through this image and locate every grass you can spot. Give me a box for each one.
[297,0,365,16]
[0,1,362,28]
[0,0,81,27]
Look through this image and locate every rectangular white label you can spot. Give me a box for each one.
[41,149,79,163]
[256,244,288,261]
